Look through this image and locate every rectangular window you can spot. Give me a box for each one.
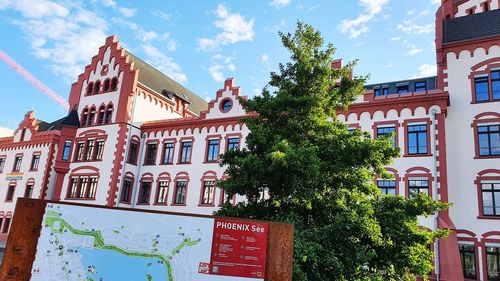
[12,156,22,172]
[78,177,88,198]
[120,179,132,203]
[145,143,158,165]
[377,126,396,147]
[377,180,396,195]
[478,125,500,156]
[174,181,187,205]
[179,141,192,163]
[206,139,220,162]
[408,179,429,199]
[68,178,78,198]
[139,182,151,204]
[492,70,500,100]
[162,142,175,164]
[407,124,428,155]
[30,154,40,171]
[0,157,5,173]
[482,182,500,216]
[1,218,11,233]
[227,137,240,151]
[24,184,33,198]
[85,139,96,161]
[201,180,216,205]
[94,140,105,160]
[62,141,72,161]
[75,142,85,161]
[475,76,489,102]
[459,243,476,279]
[382,88,389,95]
[127,142,138,164]
[486,246,500,280]
[87,177,98,198]
[415,81,426,92]
[397,85,409,94]
[156,181,169,204]
[5,185,15,201]
[374,88,381,96]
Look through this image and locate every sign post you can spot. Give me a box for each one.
[0,199,294,281]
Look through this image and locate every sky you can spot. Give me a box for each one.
[0,0,442,132]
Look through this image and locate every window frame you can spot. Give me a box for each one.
[172,172,190,206]
[178,137,194,164]
[160,139,176,165]
[225,133,242,153]
[5,183,16,202]
[469,62,500,104]
[137,179,152,205]
[65,175,99,200]
[476,170,500,219]
[414,81,427,92]
[405,167,433,199]
[155,177,170,205]
[12,154,23,172]
[0,156,5,174]
[62,140,72,161]
[29,152,41,171]
[403,118,432,157]
[458,241,478,280]
[373,120,400,148]
[126,138,140,165]
[143,141,159,166]
[205,135,221,163]
[119,176,134,204]
[472,113,500,159]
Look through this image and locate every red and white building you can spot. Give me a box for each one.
[0,0,498,279]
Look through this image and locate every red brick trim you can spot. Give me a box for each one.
[479,233,500,281]
[475,169,500,219]
[404,167,434,198]
[456,230,480,281]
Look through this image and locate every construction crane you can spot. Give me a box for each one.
[0,49,70,111]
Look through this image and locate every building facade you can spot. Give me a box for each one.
[0,0,499,279]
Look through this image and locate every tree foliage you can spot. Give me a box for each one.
[216,22,448,281]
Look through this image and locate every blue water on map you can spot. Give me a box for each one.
[74,248,168,281]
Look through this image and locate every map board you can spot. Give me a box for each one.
[0,199,294,281]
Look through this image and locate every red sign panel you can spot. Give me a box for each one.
[209,217,268,279]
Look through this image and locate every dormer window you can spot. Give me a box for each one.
[221,99,233,113]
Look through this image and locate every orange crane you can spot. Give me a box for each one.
[0,49,70,111]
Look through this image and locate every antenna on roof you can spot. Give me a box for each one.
[0,49,70,111]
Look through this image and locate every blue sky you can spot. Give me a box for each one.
[0,0,441,132]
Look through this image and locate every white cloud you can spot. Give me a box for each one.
[197,4,255,51]
[308,5,319,12]
[151,10,171,22]
[419,10,430,16]
[406,43,423,56]
[397,20,433,35]
[118,6,136,17]
[269,0,291,9]
[338,0,390,38]
[263,19,287,33]
[413,64,437,78]
[208,64,225,82]
[0,127,13,137]
[143,44,187,84]
[390,36,401,41]
[261,54,269,62]
[407,9,415,15]
[431,0,441,5]
[227,64,236,72]
[2,1,108,81]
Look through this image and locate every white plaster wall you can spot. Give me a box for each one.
[59,124,120,206]
[131,91,182,124]
[132,123,250,215]
[0,143,53,214]
[444,45,500,237]
[455,0,499,17]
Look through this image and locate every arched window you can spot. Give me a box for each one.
[94,81,101,94]
[97,106,105,124]
[111,77,118,91]
[103,79,110,92]
[81,108,89,126]
[88,107,96,126]
[105,104,113,123]
[86,82,94,95]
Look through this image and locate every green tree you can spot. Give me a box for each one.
[217,22,448,281]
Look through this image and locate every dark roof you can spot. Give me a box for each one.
[38,109,80,132]
[443,9,500,44]
[124,51,208,115]
[364,76,437,94]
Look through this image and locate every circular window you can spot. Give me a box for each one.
[220,99,233,113]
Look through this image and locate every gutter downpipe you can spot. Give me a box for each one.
[131,132,147,208]
[431,108,440,281]
[116,92,138,208]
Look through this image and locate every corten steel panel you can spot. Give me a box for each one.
[0,198,294,281]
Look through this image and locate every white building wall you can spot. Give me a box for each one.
[131,91,182,124]
[455,0,499,17]
[444,45,500,237]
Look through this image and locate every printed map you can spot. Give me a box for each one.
[30,203,261,281]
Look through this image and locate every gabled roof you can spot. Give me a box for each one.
[38,109,80,132]
[124,51,208,115]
